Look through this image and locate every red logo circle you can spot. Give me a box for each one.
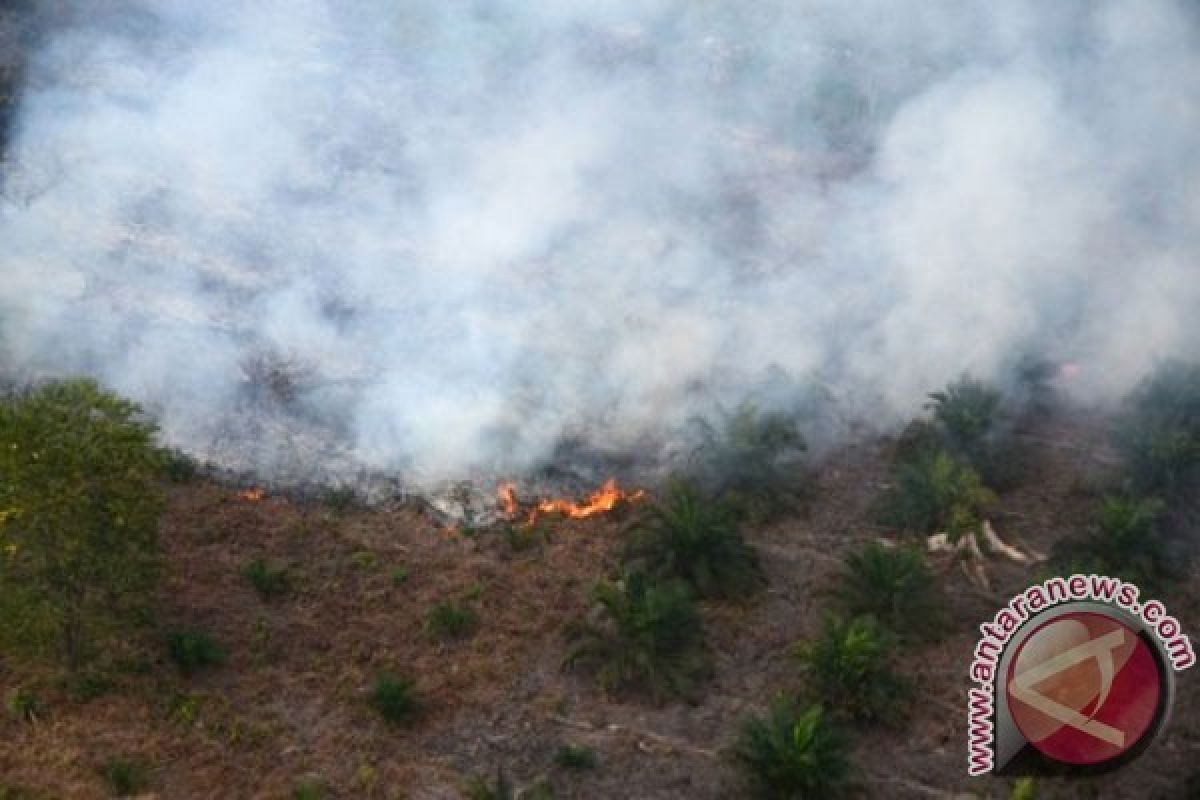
[1005,611,1162,765]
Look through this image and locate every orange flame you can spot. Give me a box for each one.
[238,488,265,502]
[498,479,644,523]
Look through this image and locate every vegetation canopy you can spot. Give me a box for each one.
[624,480,763,600]
[0,379,164,669]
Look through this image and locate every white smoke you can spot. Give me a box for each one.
[1,1,1198,485]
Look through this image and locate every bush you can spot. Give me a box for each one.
[1053,495,1175,591]
[926,376,1002,455]
[688,403,808,520]
[0,379,165,669]
[160,447,200,483]
[874,450,994,541]
[564,572,710,702]
[99,757,149,796]
[730,701,854,799]
[1117,361,1200,497]
[166,628,226,675]
[323,486,358,515]
[6,687,40,722]
[924,376,1025,489]
[292,778,328,800]
[795,615,909,725]
[832,542,947,642]
[465,771,513,800]
[624,480,762,600]
[426,601,479,641]
[243,558,291,600]
[554,743,597,771]
[369,672,420,726]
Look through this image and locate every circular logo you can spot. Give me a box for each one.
[1005,611,1165,766]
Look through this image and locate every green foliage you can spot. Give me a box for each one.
[624,480,762,600]
[1010,777,1037,800]
[795,615,909,725]
[921,376,1024,489]
[553,743,597,771]
[426,601,479,640]
[564,572,710,702]
[465,770,513,800]
[730,701,854,799]
[292,778,328,800]
[1117,361,1200,497]
[1053,495,1174,590]
[926,376,1002,454]
[67,670,115,702]
[689,403,808,520]
[874,450,994,541]
[243,558,291,600]
[99,757,149,797]
[369,672,420,726]
[6,687,41,722]
[166,628,226,675]
[0,379,165,669]
[391,566,409,587]
[160,447,200,483]
[832,542,947,642]
[323,486,358,515]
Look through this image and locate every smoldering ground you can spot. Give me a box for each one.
[0,1,1197,488]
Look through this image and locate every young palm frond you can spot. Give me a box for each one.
[795,615,910,725]
[624,480,763,600]
[832,542,947,642]
[874,450,994,541]
[564,572,710,702]
[730,701,854,799]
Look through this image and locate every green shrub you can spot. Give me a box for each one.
[832,542,947,642]
[99,757,149,796]
[730,701,854,799]
[874,450,994,540]
[564,572,710,702]
[795,615,909,725]
[553,743,597,771]
[292,777,328,800]
[243,558,291,600]
[688,403,808,520]
[68,670,115,702]
[926,376,1002,455]
[0,379,165,669]
[924,376,1025,489]
[6,687,41,722]
[426,601,479,640]
[465,770,513,800]
[1053,495,1175,590]
[369,672,420,726]
[1117,361,1200,497]
[391,566,409,587]
[166,628,226,675]
[624,480,762,600]
[324,486,358,515]
[160,447,200,483]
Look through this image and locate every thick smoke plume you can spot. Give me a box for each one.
[1,1,1198,487]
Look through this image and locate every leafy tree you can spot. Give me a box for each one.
[0,380,164,669]
[624,480,762,600]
